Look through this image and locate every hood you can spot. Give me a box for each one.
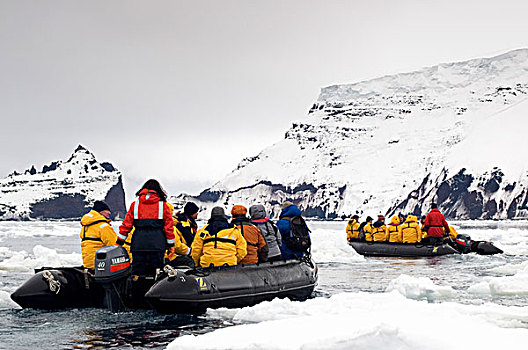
[373,220,385,228]
[249,204,267,220]
[138,189,161,204]
[206,217,233,235]
[389,216,400,225]
[280,204,302,218]
[405,215,416,223]
[231,215,251,225]
[81,210,110,226]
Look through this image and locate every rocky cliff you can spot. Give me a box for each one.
[174,49,528,220]
[0,145,126,220]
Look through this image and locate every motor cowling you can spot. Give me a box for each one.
[94,246,131,283]
[454,234,472,254]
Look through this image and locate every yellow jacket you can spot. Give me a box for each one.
[80,210,117,270]
[191,222,247,267]
[346,219,360,241]
[363,222,374,241]
[165,205,192,261]
[444,225,458,239]
[372,224,388,242]
[387,216,402,243]
[401,215,422,243]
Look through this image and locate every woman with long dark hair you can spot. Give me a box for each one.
[117,179,175,275]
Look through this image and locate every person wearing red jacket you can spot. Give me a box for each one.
[117,179,175,275]
[422,203,450,245]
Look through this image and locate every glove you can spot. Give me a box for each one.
[116,239,125,246]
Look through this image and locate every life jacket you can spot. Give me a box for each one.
[79,210,117,269]
[174,212,197,246]
[372,221,387,242]
[387,224,401,243]
[118,190,175,252]
[346,219,360,240]
[401,221,421,243]
[191,219,247,267]
[233,216,268,264]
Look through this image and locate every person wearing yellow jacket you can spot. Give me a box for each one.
[401,215,422,243]
[362,216,374,241]
[79,201,118,270]
[387,216,402,243]
[164,203,195,267]
[372,215,388,242]
[191,207,247,267]
[346,215,360,241]
[444,225,458,239]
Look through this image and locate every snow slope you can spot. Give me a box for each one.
[0,145,125,220]
[175,49,528,219]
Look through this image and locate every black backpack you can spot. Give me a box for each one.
[284,216,311,252]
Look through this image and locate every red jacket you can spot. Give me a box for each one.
[118,189,175,246]
[423,208,450,238]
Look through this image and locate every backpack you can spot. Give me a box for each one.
[358,222,367,241]
[284,216,311,252]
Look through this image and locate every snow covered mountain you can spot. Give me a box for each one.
[0,145,126,220]
[175,49,528,220]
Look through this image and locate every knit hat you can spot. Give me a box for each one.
[378,215,385,221]
[231,205,247,216]
[281,201,294,210]
[210,206,226,219]
[184,202,199,216]
[93,201,110,213]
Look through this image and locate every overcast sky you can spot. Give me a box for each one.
[1,0,527,201]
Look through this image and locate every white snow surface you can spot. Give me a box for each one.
[168,291,528,350]
[176,48,528,219]
[0,146,121,219]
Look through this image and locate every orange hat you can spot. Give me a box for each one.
[231,205,247,216]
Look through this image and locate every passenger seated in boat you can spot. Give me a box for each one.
[250,204,283,262]
[191,207,247,267]
[359,216,373,241]
[401,215,422,244]
[346,215,360,242]
[165,202,195,268]
[80,201,118,271]
[422,203,450,245]
[372,215,388,242]
[444,225,458,239]
[231,205,268,265]
[277,202,311,259]
[387,216,402,243]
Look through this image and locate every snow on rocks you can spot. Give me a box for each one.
[175,49,528,220]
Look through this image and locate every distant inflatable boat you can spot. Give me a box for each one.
[11,246,317,314]
[348,241,459,257]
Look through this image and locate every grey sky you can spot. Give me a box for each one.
[1,0,527,201]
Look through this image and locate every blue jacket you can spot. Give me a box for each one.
[276,204,308,259]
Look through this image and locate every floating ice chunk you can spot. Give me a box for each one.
[0,290,19,309]
[168,292,528,350]
[469,265,528,296]
[0,245,81,271]
[309,226,364,264]
[385,274,455,301]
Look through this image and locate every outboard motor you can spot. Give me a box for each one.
[454,234,472,254]
[94,246,131,312]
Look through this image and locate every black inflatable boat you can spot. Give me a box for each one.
[348,241,459,257]
[11,246,317,314]
[146,259,318,314]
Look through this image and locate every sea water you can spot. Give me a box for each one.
[1,221,527,349]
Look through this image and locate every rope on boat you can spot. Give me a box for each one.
[42,270,61,294]
[163,265,178,278]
